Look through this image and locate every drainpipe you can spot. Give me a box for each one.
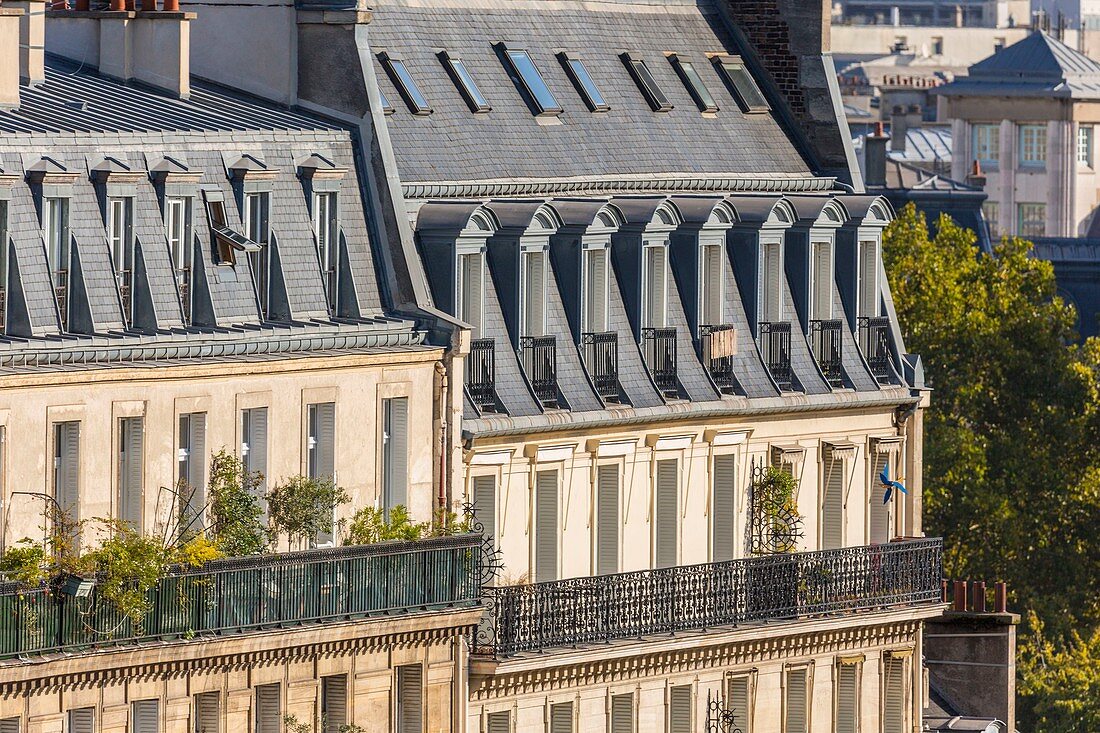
[434,361,448,517]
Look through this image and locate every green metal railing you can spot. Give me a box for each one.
[0,534,483,659]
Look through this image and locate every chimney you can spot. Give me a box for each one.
[890,106,908,152]
[966,159,987,188]
[864,121,890,188]
[0,5,23,108]
[7,0,45,87]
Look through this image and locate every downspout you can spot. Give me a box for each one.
[435,361,448,517]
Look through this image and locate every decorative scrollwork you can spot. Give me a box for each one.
[462,501,504,588]
[705,690,745,733]
[749,458,804,555]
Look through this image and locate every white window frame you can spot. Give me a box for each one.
[1079,124,1094,167]
[1018,124,1047,169]
[312,191,339,313]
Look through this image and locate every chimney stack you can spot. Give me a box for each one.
[0,5,24,108]
[966,159,987,188]
[7,0,46,87]
[863,121,890,188]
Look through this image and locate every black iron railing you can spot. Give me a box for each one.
[758,321,792,390]
[117,269,133,326]
[521,335,558,407]
[0,534,483,660]
[582,331,620,401]
[810,319,844,387]
[701,324,738,392]
[642,327,678,396]
[0,287,6,332]
[474,538,942,657]
[54,269,69,330]
[176,268,191,325]
[858,316,892,382]
[467,338,497,410]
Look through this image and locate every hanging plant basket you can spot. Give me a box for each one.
[59,573,95,598]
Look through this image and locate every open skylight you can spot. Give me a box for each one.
[378,51,432,115]
[497,45,563,116]
[557,53,609,112]
[713,55,770,113]
[620,53,673,112]
[669,54,718,113]
[438,51,491,113]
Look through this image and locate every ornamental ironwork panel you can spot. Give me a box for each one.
[520,335,558,406]
[810,319,844,387]
[642,327,678,396]
[467,338,497,410]
[117,269,133,326]
[758,321,791,390]
[473,537,943,657]
[749,460,804,556]
[582,331,620,401]
[858,316,892,382]
[705,691,745,733]
[701,323,738,393]
[177,268,192,325]
[54,269,69,331]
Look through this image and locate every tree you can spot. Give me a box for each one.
[266,476,349,550]
[207,450,269,556]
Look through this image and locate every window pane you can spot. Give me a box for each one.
[672,56,717,112]
[716,57,769,111]
[380,54,431,114]
[1018,124,1047,167]
[972,124,1000,166]
[983,202,1000,239]
[1079,125,1093,166]
[559,54,608,111]
[1017,202,1045,237]
[623,55,673,111]
[443,54,490,112]
[505,49,562,115]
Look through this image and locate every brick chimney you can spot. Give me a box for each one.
[0,4,23,108]
[863,122,889,188]
[6,0,46,87]
[965,160,987,188]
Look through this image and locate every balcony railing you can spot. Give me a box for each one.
[467,338,497,410]
[521,335,558,407]
[582,331,620,401]
[176,268,192,325]
[0,534,483,660]
[54,269,69,331]
[701,324,738,392]
[642,327,678,396]
[117,269,133,326]
[758,321,792,391]
[474,538,942,657]
[859,316,892,382]
[810,319,844,387]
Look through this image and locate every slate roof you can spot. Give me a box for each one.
[367,0,813,188]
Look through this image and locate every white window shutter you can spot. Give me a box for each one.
[535,470,559,583]
[246,408,269,494]
[859,241,879,318]
[655,459,678,569]
[187,413,207,517]
[822,455,844,550]
[883,657,907,733]
[812,242,832,321]
[322,675,347,733]
[869,452,890,544]
[549,703,573,733]
[702,244,723,326]
[311,402,336,544]
[486,711,511,733]
[194,693,220,733]
[524,251,546,337]
[835,664,859,733]
[784,669,808,733]
[56,421,81,521]
[646,247,667,328]
[67,708,94,733]
[726,677,751,733]
[762,243,782,323]
[461,253,484,337]
[396,665,423,733]
[610,694,633,733]
[254,685,280,733]
[711,455,737,562]
[383,398,409,510]
[0,717,19,733]
[596,464,620,575]
[119,417,144,531]
[472,475,497,547]
[668,686,692,733]
[586,249,607,333]
[132,699,159,733]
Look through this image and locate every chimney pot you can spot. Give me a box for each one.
[973,581,987,613]
[953,580,967,612]
[140,0,158,10]
[995,581,1008,613]
[864,122,890,187]
[74,0,89,10]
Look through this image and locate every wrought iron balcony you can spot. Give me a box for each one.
[582,331,620,401]
[473,538,943,658]
[467,338,497,410]
[642,327,678,396]
[0,534,483,660]
[54,269,69,331]
[810,319,844,388]
[758,321,792,391]
[521,335,558,407]
[858,316,892,382]
[176,268,192,325]
[117,269,133,326]
[700,324,738,393]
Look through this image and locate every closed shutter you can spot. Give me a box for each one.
[549,703,573,733]
[869,452,890,544]
[646,246,667,328]
[822,455,844,550]
[187,414,207,521]
[726,677,751,733]
[322,675,347,733]
[132,699,159,733]
[784,669,808,733]
[243,408,269,495]
[194,692,220,733]
[702,244,723,326]
[668,686,692,733]
[655,459,678,569]
[0,717,19,733]
[310,402,336,544]
[525,251,545,337]
[486,712,511,733]
[254,684,280,733]
[596,464,620,575]
[461,253,483,337]
[836,664,859,733]
[610,694,633,733]
[472,475,497,546]
[383,398,409,511]
[396,665,423,733]
[67,708,94,733]
[55,422,80,521]
[535,470,559,583]
[859,241,878,318]
[119,417,144,530]
[762,243,782,323]
[883,657,906,733]
[711,455,736,562]
[586,248,607,333]
[812,242,832,321]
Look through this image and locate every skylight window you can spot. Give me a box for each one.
[378,52,432,115]
[497,45,563,116]
[438,51,491,113]
[620,53,673,112]
[669,54,718,113]
[713,55,770,113]
[378,88,395,115]
[557,53,609,112]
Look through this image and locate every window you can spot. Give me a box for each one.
[931,36,944,55]
[382,397,408,515]
[307,402,336,544]
[193,692,220,733]
[821,449,844,550]
[109,196,135,324]
[971,124,1000,167]
[131,699,160,733]
[1018,124,1047,168]
[0,717,19,733]
[178,413,206,534]
[557,53,608,112]
[700,243,723,326]
[244,191,271,317]
[669,54,718,113]
[472,474,497,548]
[438,51,490,112]
[857,240,878,318]
[835,661,860,733]
[535,469,559,582]
[203,191,253,266]
[499,46,562,116]
[882,656,909,733]
[596,463,619,575]
[522,250,547,337]
[44,196,70,327]
[53,421,80,527]
[994,37,1006,52]
[760,242,783,323]
[118,416,144,531]
[655,458,678,568]
[583,247,609,333]
[983,202,1000,239]
[165,196,193,322]
[869,448,892,544]
[1017,202,1046,238]
[379,88,395,115]
[313,191,339,314]
[620,53,673,112]
[395,665,423,733]
[643,245,668,328]
[610,693,634,733]
[321,675,348,733]
[1079,125,1094,167]
[810,241,832,322]
[253,685,281,733]
[549,703,573,733]
[726,677,751,733]
[668,685,692,733]
[713,56,770,113]
[66,708,94,733]
[486,712,511,733]
[378,52,432,115]
[711,454,736,562]
[784,668,809,733]
[457,252,484,337]
[241,407,268,517]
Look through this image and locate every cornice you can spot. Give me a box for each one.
[402,175,836,199]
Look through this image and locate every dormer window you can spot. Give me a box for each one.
[244,191,272,317]
[378,52,432,115]
[457,252,484,338]
[203,191,258,267]
[760,241,783,323]
[621,53,673,112]
[43,196,71,329]
[583,247,609,333]
[499,46,563,116]
[699,244,724,326]
[522,249,547,337]
[108,196,135,326]
[643,244,668,328]
[313,191,339,315]
[165,196,193,324]
[809,241,833,322]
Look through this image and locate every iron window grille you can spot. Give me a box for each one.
[758,321,792,390]
[582,331,620,401]
[620,52,673,112]
[378,51,432,115]
[810,319,844,387]
[497,45,563,116]
[669,54,718,113]
[557,53,610,112]
[642,327,678,396]
[521,335,558,407]
[858,316,892,382]
[467,338,497,410]
[712,55,770,113]
[438,51,491,113]
[701,323,738,392]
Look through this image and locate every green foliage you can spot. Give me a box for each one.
[753,467,802,554]
[266,476,350,550]
[344,504,474,546]
[83,519,175,632]
[208,449,269,556]
[0,539,51,586]
[282,714,364,733]
[1019,612,1100,731]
